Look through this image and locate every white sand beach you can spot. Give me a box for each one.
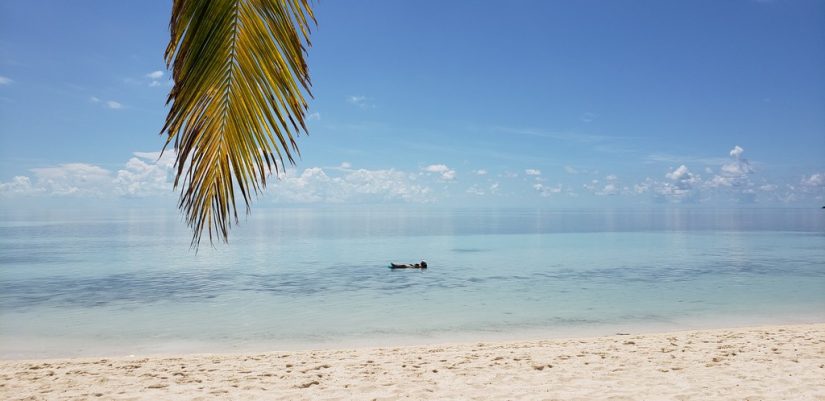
[2,323,824,400]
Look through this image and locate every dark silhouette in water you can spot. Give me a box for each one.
[389,261,428,269]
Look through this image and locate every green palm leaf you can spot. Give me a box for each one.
[162,0,314,247]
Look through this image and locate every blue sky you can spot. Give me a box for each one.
[0,0,823,210]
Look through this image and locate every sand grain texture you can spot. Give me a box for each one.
[2,324,824,400]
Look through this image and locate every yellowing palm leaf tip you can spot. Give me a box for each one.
[161,0,315,247]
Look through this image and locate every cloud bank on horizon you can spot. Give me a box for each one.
[1,146,822,208]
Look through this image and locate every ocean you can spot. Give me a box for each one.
[1,208,823,359]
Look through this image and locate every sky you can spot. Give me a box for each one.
[0,0,824,211]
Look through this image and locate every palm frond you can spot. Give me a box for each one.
[162,0,314,247]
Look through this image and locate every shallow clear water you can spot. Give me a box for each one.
[1,208,824,358]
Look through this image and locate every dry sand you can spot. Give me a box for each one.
[2,323,824,400]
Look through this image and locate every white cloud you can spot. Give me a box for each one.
[4,144,814,207]
[634,178,653,194]
[0,152,443,205]
[423,164,456,181]
[113,152,176,197]
[602,184,620,196]
[665,165,694,182]
[28,163,114,196]
[720,163,753,176]
[533,183,563,197]
[424,165,449,173]
[0,153,176,199]
[584,175,621,196]
[347,95,365,104]
[795,172,825,201]
[500,171,519,179]
[0,76,13,86]
[706,146,753,188]
[776,189,798,203]
[636,146,802,204]
[563,165,579,174]
[106,100,123,110]
[721,161,751,177]
[0,176,37,195]
[271,167,330,202]
[656,165,701,201]
[144,70,166,87]
[90,96,100,103]
[270,167,432,203]
[729,145,744,159]
[307,112,321,121]
[801,172,824,188]
[346,95,374,109]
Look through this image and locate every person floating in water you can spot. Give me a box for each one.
[389,261,428,269]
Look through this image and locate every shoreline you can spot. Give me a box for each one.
[3,311,823,361]
[3,323,824,400]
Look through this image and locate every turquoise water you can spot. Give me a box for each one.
[1,208,824,358]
